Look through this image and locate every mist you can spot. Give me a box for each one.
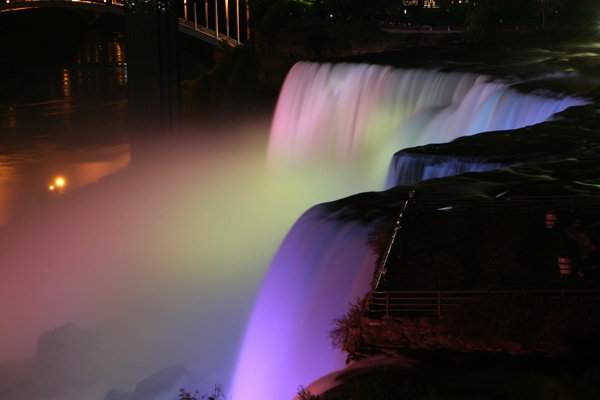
[0,60,588,400]
[0,114,373,399]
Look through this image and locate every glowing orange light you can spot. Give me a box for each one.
[49,185,55,191]
[55,177,66,187]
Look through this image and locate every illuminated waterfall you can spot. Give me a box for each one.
[230,205,379,400]
[0,60,587,400]
[231,62,587,400]
[267,61,587,190]
[386,154,508,187]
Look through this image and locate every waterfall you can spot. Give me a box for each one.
[230,204,379,400]
[267,61,587,190]
[231,61,587,400]
[386,153,508,187]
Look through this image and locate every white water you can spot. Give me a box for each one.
[268,62,587,191]
[230,205,379,400]
[0,61,586,400]
[231,62,587,400]
[387,153,508,187]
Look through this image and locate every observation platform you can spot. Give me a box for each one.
[366,194,600,318]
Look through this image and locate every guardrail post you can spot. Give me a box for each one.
[386,292,390,317]
[215,0,218,38]
[194,2,197,30]
[205,0,208,29]
[235,0,239,43]
[225,0,229,37]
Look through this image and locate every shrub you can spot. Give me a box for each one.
[328,297,365,351]
[177,385,228,400]
[297,386,328,400]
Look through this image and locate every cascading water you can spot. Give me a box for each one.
[0,60,587,400]
[386,153,508,187]
[231,61,587,400]
[267,62,587,190]
[230,205,379,400]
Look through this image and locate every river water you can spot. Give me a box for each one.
[0,25,375,400]
[0,33,130,226]
[2,22,600,400]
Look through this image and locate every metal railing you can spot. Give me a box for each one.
[365,289,600,317]
[374,190,415,290]
[0,0,243,46]
[1,0,125,8]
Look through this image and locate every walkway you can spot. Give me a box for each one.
[366,193,600,318]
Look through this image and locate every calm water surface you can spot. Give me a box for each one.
[0,34,130,225]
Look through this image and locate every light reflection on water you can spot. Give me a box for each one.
[0,35,130,225]
[1,30,599,400]
[0,142,130,225]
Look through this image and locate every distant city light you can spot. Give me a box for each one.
[49,177,66,192]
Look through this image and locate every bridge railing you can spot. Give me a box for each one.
[3,0,125,6]
[1,0,244,46]
[178,16,240,46]
[365,289,600,318]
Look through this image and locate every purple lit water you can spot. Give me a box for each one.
[231,62,587,400]
[267,62,587,191]
[0,49,589,400]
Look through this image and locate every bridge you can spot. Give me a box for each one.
[0,0,245,47]
[1,0,248,156]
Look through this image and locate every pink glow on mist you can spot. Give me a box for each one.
[0,61,589,400]
[0,118,378,399]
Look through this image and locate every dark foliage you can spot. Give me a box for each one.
[177,385,228,400]
[328,297,365,351]
[445,292,600,356]
[297,386,327,400]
